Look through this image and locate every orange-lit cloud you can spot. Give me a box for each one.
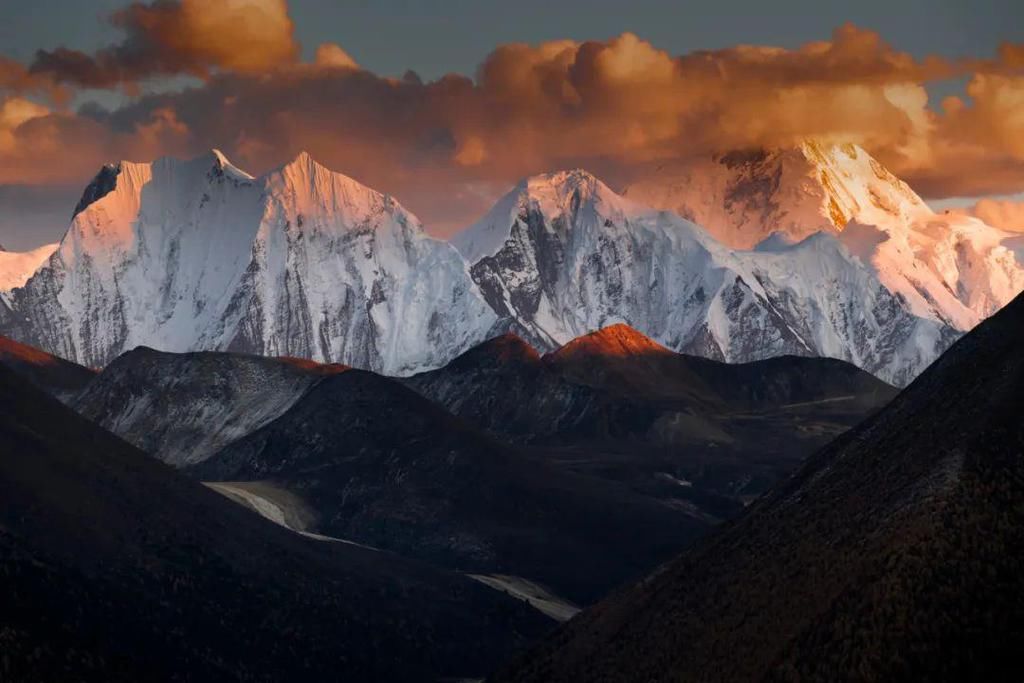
[2,9,1024,234]
[29,0,299,88]
[946,198,1024,233]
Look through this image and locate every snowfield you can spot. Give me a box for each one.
[2,142,1021,386]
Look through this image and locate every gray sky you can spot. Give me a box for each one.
[2,0,1020,79]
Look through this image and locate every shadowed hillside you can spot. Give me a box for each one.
[0,363,549,682]
[494,293,1024,682]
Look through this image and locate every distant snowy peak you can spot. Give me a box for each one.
[0,243,58,294]
[623,140,1024,332]
[453,166,950,385]
[623,141,930,250]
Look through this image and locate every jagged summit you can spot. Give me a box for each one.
[206,148,255,182]
[453,168,649,263]
[452,156,951,385]
[2,148,495,371]
[621,140,1024,331]
[4,141,1020,386]
[263,150,417,233]
[72,162,121,217]
[520,169,609,202]
[623,139,930,249]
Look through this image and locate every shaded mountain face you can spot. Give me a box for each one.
[624,141,1024,332]
[493,291,1024,683]
[30,316,895,613]
[453,168,955,386]
[189,367,707,605]
[407,325,896,505]
[546,323,894,411]
[72,347,347,466]
[1,150,494,374]
[0,333,95,400]
[69,332,715,605]
[0,363,549,682]
[402,333,609,440]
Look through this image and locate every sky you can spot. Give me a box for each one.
[1,0,1023,249]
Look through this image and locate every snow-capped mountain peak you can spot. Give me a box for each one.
[622,140,1024,332]
[795,140,929,228]
[3,143,1019,388]
[1,150,496,372]
[264,150,417,235]
[622,140,931,250]
[453,165,956,385]
[454,169,648,263]
[208,148,256,182]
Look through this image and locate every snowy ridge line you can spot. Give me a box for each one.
[2,142,1021,386]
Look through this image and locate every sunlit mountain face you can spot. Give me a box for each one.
[1,2,1022,681]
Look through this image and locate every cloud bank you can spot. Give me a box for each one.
[1,1,1023,236]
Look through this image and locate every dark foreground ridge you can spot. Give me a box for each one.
[0,363,549,682]
[0,333,95,399]
[494,293,1024,682]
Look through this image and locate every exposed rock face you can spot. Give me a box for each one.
[1,150,495,374]
[624,141,1024,331]
[454,168,955,385]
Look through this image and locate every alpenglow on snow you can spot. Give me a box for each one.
[0,150,496,374]
[2,144,1022,385]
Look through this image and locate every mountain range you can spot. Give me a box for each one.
[494,286,1024,683]
[2,265,1020,680]
[1,141,1021,385]
[0,151,493,374]
[6,322,892,611]
[0,353,551,681]
[0,127,1020,679]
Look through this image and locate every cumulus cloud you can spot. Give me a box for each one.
[29,0,299,88]
[0,96,192,185]
[1,6,1023,235]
